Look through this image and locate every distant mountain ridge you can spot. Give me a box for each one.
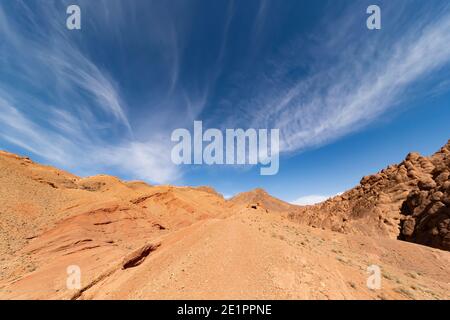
[229,188,295,212]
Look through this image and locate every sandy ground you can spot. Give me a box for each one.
[0,151,449,300]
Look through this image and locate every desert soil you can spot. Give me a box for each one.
[0,149,448,300]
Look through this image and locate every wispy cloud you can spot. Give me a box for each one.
[291,192,342,206]
[0,85,179,183]
[241,2,450,153]
[1,1,449,185]
[282,16,450,152]
[0,1,179,183]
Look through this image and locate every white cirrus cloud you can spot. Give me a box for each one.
[227,2,450,155]
[0,2,181,184]
[291,192,343,206]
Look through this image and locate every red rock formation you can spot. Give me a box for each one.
[288,140,450,250]
[0,144,449,300]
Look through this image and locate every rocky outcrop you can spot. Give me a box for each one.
[288,140,450,251]
[399,142,450,250]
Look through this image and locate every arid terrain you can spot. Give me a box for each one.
[0,141,449,300]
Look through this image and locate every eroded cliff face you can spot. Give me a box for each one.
[399,142,450,250]
[288,140,450,251]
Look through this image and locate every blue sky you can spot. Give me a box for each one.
[0,0,449,203]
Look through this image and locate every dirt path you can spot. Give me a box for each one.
[78,211,450,300]
[1,150,448,300]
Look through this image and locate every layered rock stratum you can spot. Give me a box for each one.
[0,142,449,300]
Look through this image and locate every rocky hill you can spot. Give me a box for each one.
[288,140,450,251]
[229,188,295,212]
[0,146,449,300]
